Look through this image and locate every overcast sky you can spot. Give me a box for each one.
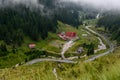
[0,0,43,8]
[1,0,120,11]
[61,0,120,10]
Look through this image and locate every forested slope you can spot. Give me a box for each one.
[0,7,57,44]
[0,8,79,46]
[0,0,98,45]
[97,13,120,44]
[0,0,98,68]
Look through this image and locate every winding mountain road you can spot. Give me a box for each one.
[25,58,76,65]
[94,37,107,53]
[25,25,115,65]
[84,26,115,62]
[61,40,74,59]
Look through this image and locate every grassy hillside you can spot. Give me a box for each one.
[58,21,99,53]
[0,47,120,80]
[0,21,100,68]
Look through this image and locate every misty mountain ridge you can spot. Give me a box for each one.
[0,1,120,80]
[0,0,120,44]
[0,0,84,45]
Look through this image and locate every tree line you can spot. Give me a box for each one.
[97,13,120,44]
[0,0,98,46]
[0,7,58,46]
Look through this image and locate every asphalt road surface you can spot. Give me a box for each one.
[84,26,115,62]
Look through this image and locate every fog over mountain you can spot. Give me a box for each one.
[60,0,120,11]
[0,0,44,8]
[0,0,38,6]
[1,0,120,11]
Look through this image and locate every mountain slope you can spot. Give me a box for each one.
[97,13,120,44]
[0,47,120,80]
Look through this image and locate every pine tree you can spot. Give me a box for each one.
[87,43,94,56]
[0,43,7,52]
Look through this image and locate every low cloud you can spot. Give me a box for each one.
[0,0,44,9]
[60,0,120,11]
[1,0,120,11]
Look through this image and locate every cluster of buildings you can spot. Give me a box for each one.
[58,32,77,40]
[28,31,84,55]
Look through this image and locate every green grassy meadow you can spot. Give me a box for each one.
[0,21,119,80]
[0,47,120,80]
[0,21,105,69]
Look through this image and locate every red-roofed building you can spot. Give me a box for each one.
[66,32,76,38]
[58,32,77,40]
[58,34,67,40]
[29,44,36,49]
